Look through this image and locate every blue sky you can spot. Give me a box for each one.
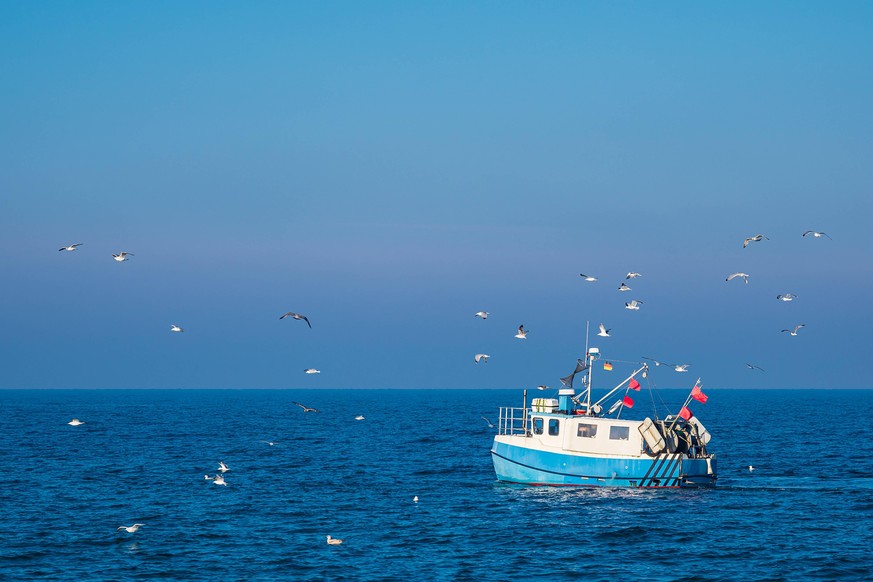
[1,1,871,389]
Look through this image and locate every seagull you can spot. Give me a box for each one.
[742,234,769,248]
[474,354,490,364]
[579,274,598,282]
[597,323,610,338]
[515,325,528,339]
[481,416,495,428]
[292,401,320,413]
[802,230,832,240]
[326,535,343,545]
[413,496,419,503]
[304,368,320,374]
[260,440,278,446]
[354,415,365,421]
[170,324,184,332]
[618,283,632,292]
[726,272,750,284]
[748,465,755,472]
[205,474,227,486]
[279,312,311,328]
[536,385,549,391]
[59,243,83,252]
[626,272,642,279]
[642,357,669,367]
[218,461,230,473]
[745,363,765,372]
[673,364,691,373]
[777,293,797,302]
[117,524,144,534]
[112,252,134,262]
[68,418,84,426]
[474,311,489,319]
[781,324,805,336]
[624,300,643,310]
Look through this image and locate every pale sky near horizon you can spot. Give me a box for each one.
[2,1,872,389]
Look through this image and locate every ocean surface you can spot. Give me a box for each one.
[1,388,871,581]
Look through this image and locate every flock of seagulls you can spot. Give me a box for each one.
[57,243,328,374]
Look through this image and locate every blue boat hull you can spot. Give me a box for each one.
[491,440,716,488]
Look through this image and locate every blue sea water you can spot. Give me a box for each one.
[1,389,871,581]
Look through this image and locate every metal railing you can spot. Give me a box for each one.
[497,407,530,436]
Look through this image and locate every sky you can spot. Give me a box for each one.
[1,1,871,389]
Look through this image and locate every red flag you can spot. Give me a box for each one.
[622,395,634,408]
[679,406,693,420]
[691,383,708,404]
[628,378,641,391]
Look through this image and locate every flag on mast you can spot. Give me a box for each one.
[679,406,693,420]
[691,380,708,404]
[629,378,641,391]
[622,395,635,408]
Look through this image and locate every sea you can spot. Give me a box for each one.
[1,388,871,581]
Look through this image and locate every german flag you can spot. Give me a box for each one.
[603,361,613,371]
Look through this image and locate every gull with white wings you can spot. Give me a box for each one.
[726,272,749,284]
[742,234,769,248]
[474,354,490,364]
[781,324,805,336]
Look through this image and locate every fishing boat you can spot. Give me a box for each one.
[491,346,717,488]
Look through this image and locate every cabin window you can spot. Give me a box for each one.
[609,426,630,441]
[548,419,560,436]
[577,423,597,438]
[533,417,544,435]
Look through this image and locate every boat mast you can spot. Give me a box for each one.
[585,321,592,413]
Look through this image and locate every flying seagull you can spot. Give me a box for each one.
[59,243,83,252]
[474,311,489,319]
[597,323,610,337]
[292,401,320,413]
[742,234,769,248]
[304,368,321,374]
[279,312,311,328]
[218,461,230,473]
[781,324,805,336]
[618,282,632,292]
[579,274,598,282]
[673,364,691,373]
[642,357,669,367]
[515,325,528,339]
[204,473,227,486]
[170,324,184,332]
[626,272,642,279]
[777,293,797,302]
[260,440,279,446]
[117,524,144,534]
[536,385,549,391]
[802,230,832,240]
[354,415,365,421]
[474,354,490,364]
[413,496,419,503]
[726,272,750,284]
[745,363,765,372]
[624,300,643,310]
[481,416,495,428]
[68,418,84,426]
[326,535,343,545]
[112,252,134,262]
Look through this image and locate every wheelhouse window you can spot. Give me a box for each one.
[577,423,597,438]
[533,417,544,435]
[548,419,560,436]
[609,426,630,441]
